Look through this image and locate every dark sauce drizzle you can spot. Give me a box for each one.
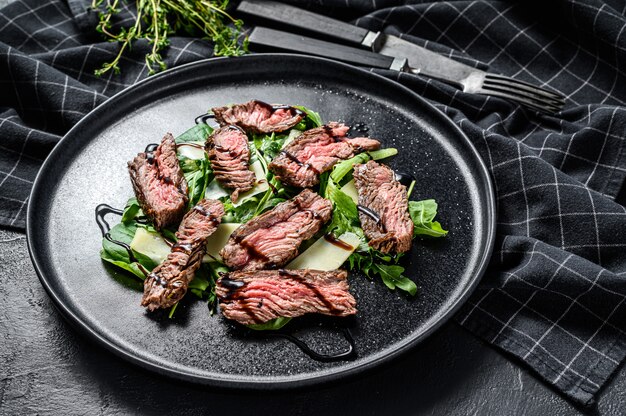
[394,171,416,188]
[95,204,148,275]
[264,327,357,363]
[323,233,354,251]
[357,205,386,232]
[195,113,215,125]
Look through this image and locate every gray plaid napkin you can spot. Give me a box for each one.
[1,0,625,406]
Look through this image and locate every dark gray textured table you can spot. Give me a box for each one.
[2,0,626,413]
[3,225,626,415]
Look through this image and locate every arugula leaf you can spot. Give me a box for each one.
[408,199,448,238]
[247,317,292,331]
[293,105,323,129]
[373,263,417,295]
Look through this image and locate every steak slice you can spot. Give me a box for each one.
[212,100,304,134]
[207,126,255,203]
[269,122,380,188]
[128,133,188,229]
[220,189,332,271]
[216,269,357,325]
[141,199,225,311]
[353,161,413,254]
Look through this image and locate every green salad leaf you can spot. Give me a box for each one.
[175,123,212,144]
[121,197,141,223]
[100,103,447,321]
[247,317,292,331]
[293,105,323,130]
[100,221,157,279]
[408,199,448,238]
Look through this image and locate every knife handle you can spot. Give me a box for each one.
[248,27,402,71]
[237,0,369,46]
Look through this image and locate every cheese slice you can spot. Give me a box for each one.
[286,232,360,271]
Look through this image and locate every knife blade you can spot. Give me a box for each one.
[237,0,472,88]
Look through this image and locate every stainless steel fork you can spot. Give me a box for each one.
[240,0,567,114]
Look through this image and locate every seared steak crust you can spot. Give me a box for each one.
[141,199,225,311]
[353,161,413,254]
[128,133,188,229]
[219,189,332,271]
[212,100,304,134]
[216,269,357,325]
[207,126,255,203]
[269,122,380,188]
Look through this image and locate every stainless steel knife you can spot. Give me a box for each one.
[237,0,475,88]
[238,0,565,114]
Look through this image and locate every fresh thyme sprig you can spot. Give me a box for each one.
[91,0,247,76]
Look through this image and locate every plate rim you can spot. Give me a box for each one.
[26,53,496,389]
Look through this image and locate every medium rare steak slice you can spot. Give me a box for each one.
[216,269,357,325]
[269,122,380,188]
[207,126,255,203]
[220,189,332,270]
[353,161,413,254]
[128,133,188,229]
[141,199,225,311]
[212,100,304,134]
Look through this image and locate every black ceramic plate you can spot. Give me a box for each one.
[27,54,495,388]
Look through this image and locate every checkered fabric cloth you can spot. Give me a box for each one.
[1,0,625,406]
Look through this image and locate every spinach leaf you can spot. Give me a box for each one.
[408,199,448,238]
[176,123,212,144]
[100,221,157,279]
[121,197,141,223]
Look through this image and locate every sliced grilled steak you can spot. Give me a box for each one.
[207,126,255,203]
[269,122,380,188]
[212,100,304,134]
[141,199,225,311]
[128,133,188,229]
[220,189,332,270]
[216,269,357,325]
[353,161,413,254]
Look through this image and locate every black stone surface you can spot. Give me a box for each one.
[1,0,625,411]
[4,227,626,415]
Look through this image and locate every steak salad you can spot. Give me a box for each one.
[100,102,447,328]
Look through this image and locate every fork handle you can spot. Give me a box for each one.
[237,0,371,46]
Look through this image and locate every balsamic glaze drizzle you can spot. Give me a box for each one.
[357,205,386,232]
[323,233,354,251]
[195,113,215,125]
[95,204,146,272]
[264,327,357,363]
[394,171,416,188]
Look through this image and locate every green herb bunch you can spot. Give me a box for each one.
[91,0,247,76]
